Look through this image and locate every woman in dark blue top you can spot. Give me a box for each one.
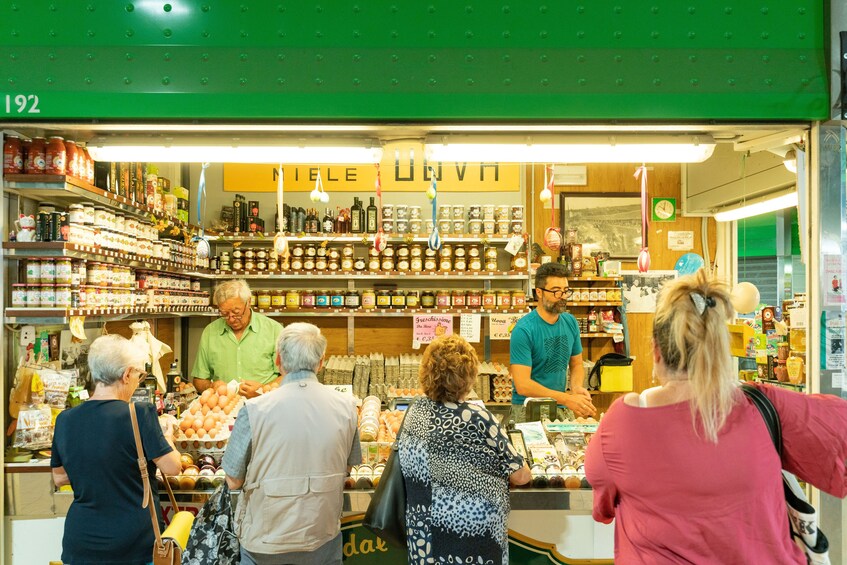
[51,335,181,565]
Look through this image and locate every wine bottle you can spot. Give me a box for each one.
[366,197,378,233]
[351,198,362,233]
[322,208,334,233]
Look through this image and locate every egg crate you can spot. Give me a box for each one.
[175,432,231,452]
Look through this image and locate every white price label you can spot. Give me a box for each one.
[4,94,41,114]
[326,384,353,396]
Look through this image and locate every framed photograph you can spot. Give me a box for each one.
[559,192,642,260]
[620,270,679,313]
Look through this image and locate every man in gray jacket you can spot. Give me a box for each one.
[223,322,361,565]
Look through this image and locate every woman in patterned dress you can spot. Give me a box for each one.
[398,335,531,565]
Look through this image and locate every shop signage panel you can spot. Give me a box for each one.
[222,142,520,193]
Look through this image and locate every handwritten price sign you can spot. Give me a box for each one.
[412,315,454,345]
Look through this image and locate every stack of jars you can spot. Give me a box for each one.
[3,135,95,183]
[13,257,81,308]
[216,243,504,274]
[136,271,209,309]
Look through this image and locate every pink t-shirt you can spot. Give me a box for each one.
[585,384,847,564]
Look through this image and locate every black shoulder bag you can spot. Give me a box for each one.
[362,401,415,548]
[741,384,830,564]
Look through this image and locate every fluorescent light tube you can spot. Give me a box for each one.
[86,142,383,164]
[424,134,716,163]
[714,191,798,222]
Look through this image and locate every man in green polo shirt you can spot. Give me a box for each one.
[192,279,282,398]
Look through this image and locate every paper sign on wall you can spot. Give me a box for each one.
[824,255,845,306]
[460,314,481,343]
[412,315,453,347]
[667,231,694,251]
[489,313,526,340]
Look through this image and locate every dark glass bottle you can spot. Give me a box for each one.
[366,197,378,233]
[322,208,334,233]
[351,198,363,233]
[305,208,319,233]
[296,207,307,233]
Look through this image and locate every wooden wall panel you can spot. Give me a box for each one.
[102,318,175,377]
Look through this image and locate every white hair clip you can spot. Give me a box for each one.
[690,292,716,316]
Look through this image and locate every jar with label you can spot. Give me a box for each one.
[391,290,406,309]
[362,289,376,309]
[26,259,41,283]
[327,259,339,271]
[497,290,512,310]
[301,290,316,308]
[468,257,482,272]
[330,290,345,308]
[451,290,466,308]
[54,259,72,284]
[290,257,302,271]
[368,255,380,271]
[342,245,354,258]
[305,245,317,258]
[436,290,450,308]
[396,257,410,272]
[328,248,340,261]
[12,284,27,307]
[27,284,42,307]
[285,290,301,309]
[41,259,56,283]
[249,292,258,308]
[381,256,395,271]
[45,136,66,175]
[71,288,81,308]
[439,257,452,272]
[410,256,423,272]
[482,290,497,309]
[485,260,498,271]
[341,257,354,272]
[410,244,423,258]
[303,257,315,271]
[467,290,482,308]
[345,291,361,308]
[232,248,244,260]
[376,290,391,309]
[257,289,272,310]
[270,290,284,309]
[512,292,527,308]
[439,244,452,258]
[316,290,330,308]
[354,257,366,271]
[511,252,528,271]
[406,290,419,308]
[55,285,71,307]
[41,284,57,308]
[244,248,256,261]
[484,246,498,260]
[313,257,325,271]
[421,291,436,308]
[453,257,467,271]
[424,256,437,271]
[244,259,256,271]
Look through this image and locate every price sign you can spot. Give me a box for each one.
[326,384,353,396]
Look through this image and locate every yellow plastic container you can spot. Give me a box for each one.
[598,364,633,392]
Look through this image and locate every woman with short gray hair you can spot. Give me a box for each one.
[51,334,181,565]
[276,322,328,374]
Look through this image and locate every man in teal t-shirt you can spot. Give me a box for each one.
[510,262,597,417]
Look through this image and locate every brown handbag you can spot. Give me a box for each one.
[129,403,183,565]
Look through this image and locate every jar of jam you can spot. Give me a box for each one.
[354,257,366,271]
[345,290,361,308]
[451,290,466,308]
[391,290,406,309]
[268,259,279,272]
[436,290,450,308]
[368,255,381,271]
[291,244,304,257]
[26,137,47,174]
[454,257,467,271]
[468,244,481,258]
[406,290,419,308]
[467,290,482,308]
[303,257,315,271]
[468,257,482,272]
[331,290,345,308]
[410,257,423,272]
[382,244,395,258]
[341,257,354,271]
[257,249,268,261]
[439,244,452,258]
[396,257,410,272]
[316,245,328,258]
[485,260,498,271]
[271,290,285,309]
[511,251,528,271]
[439,257,452,272]
[362,289,376,309]
[328,248,340,260]
[342,245,354,258]
[312,256,325,270]
[421,291,436,308]
[328,259,340,271]
[257,289,272,310]
[482,290,497,309]
[497,290,512,310]
[232,248,244,260]
[286,290,301,309]
[381,257,395,271]
[244,248,256,261]
[410,244,423,257]
[290,257,303,270]
[41,259,56,283]
[454,245,466,258]
[12,284,27,307]
[250,292,258,308]
[3,135,22,175]
[305,245,317,257]
[424,256,437,271]
[485,246,498,261]
[257,260,267,271]
[301,290,316,308]
[397,245,410,259]
[512,291,527,308]
[316,290,330,308]
[376,290,391,308]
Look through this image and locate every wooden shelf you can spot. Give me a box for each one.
[220,270,526,280]
[5,306,213,324]
[566,301,623,307]
[209,232,516,244]
[257,307,531,318]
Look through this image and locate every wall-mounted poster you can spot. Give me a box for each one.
[559,192,642,260]
[621,270,679,313]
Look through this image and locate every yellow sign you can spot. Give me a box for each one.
[223,142,519,193]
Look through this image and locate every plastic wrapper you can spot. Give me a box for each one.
[39,368,76,411]
[13,404,54,450]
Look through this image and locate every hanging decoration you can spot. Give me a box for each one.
[373,163,387,252]
[309,169,330,203]
[426,166,441,252]
[273,165,290,258]
[634,164,651,273]
[192,162,211,260]
[542,165,562,251]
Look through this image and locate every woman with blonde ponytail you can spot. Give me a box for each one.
[585,269,847,564]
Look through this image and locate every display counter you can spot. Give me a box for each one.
[5,462,612,564]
